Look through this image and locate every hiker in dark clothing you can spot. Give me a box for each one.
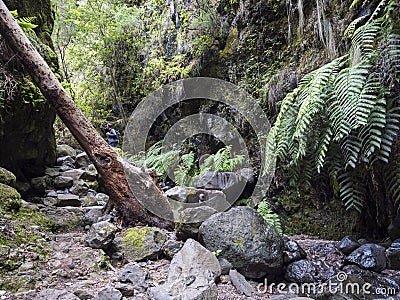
[106,124,119,147]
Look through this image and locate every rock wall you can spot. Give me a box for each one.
[0,0,58,180]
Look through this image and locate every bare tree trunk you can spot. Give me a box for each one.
[0,1,173,228]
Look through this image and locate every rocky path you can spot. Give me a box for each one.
[1,231,269,300]
[3,231,400,299]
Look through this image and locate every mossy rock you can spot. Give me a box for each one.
[271,190,361,240]
[122,227,167,261]
[0,183,21,212]
[0,167,16,186]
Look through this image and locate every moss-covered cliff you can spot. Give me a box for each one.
[0,0,58,180]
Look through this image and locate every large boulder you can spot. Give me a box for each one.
[0,183,21,211]
[345,243,387,272]
[86,221,117,249]
[149,239,221,300]
[199,206,284,279]
[122,227,167,261]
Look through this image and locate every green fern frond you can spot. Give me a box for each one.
[385,161,400,207]
[257,200,283,235]
[266,1,400,212]
[338,171,365,212]
[10,10,38,30]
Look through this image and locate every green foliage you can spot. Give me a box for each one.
[130,144,245,186]
[200,145,244,174]
[256,200,283,235]
[10,10,38,30]
[53,0,220,123]
[266,0,400,212]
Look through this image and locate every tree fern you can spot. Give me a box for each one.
[265,0,400,211]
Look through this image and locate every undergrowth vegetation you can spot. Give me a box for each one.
[265,0,400,212]
[130,143,244,186]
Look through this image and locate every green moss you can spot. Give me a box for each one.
[0,168,16,185]
[123,227,149,250]
[0,183,21,212]
[0,206,56,249]
[219,27,239,59]
[272,190,361,240]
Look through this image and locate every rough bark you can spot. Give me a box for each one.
[0,1,173,228]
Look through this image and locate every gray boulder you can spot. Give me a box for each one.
[176,206,218,240]
[345,243,387,272]
[42,206,84,231]
[56,144,77,158]
[93,286,122,300]
[42,197,59,206]
[81,195,98,207]
[123,227,167,261]
[36,289,80,300]
[285,259,317,283]
[337,235,361,255]
[76,152,91,168]
[149,239,221,300]
[199,206,284,279]
[118,263,148,291]
[53,176,74,189]
[86,221,117,249]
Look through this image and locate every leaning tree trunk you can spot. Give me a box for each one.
[0,1,173,228]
